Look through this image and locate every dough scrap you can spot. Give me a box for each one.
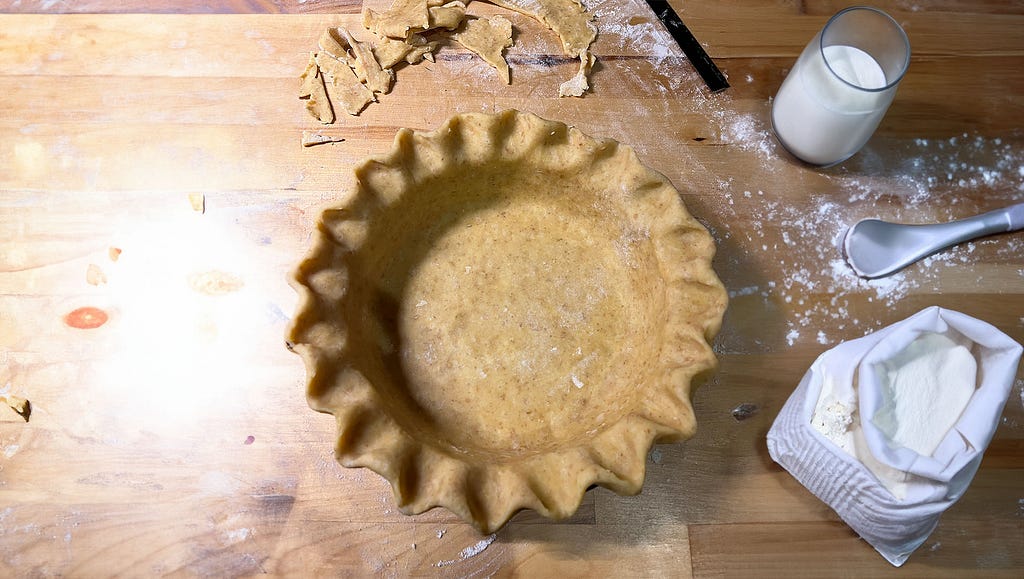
[3,394,30,421]
[484,0,597,96]
[301,131,346,147]
[318,27,349,61]
[315,52,375,116]
[320,28,394,95]
[364,0,467,39]
[300,0,601,124]
[187,192,205,214]
[428,1,467,30]
[373,33,438,68]
[449,16,514,84]
[485,0,595,58]
[363,0,429,39]
[558,50,595,97]
[299,53,335,124]
[340,28,395,95]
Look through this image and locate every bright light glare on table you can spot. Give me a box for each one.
[90,205,288,435]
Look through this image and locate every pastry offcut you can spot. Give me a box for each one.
[287,110,727,533]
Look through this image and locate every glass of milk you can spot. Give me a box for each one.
[771,7,910,166]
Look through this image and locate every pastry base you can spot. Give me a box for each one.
[288,110,727,532]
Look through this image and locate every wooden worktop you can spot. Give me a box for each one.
[1,0,1022,576]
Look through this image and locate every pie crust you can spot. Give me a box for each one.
[287,110,727,533]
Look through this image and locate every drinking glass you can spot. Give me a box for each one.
[771,7,911,166]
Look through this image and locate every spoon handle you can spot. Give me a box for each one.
[935,202,1024,248]
[1000,201,1024,231]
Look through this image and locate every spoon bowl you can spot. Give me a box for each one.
[844,202,1024,278]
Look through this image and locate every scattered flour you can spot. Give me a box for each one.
[719,112,777,159]
[785,329,800,347]
[711,117,1024,351]
[596,2,686,73]
[223,527,251,545]
[435,534,497,568]
[593,0,707,97]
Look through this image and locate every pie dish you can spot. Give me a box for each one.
[287,110,727,533]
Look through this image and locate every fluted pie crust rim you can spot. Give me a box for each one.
[287,110,727,533]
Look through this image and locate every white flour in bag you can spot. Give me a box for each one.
[871,332,976,457]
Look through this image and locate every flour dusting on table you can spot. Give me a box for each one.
[578,8,1024,351]
[435,533,497,567]
[710,112,1024,350]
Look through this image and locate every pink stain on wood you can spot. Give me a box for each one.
[64,306,108,329]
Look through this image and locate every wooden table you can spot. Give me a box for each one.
[1,0,1022,576]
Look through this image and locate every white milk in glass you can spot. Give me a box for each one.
[772,41,895,166]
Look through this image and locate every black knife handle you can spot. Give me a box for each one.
[645,0,730,93]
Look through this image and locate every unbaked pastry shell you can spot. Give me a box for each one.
[288,110,726,533]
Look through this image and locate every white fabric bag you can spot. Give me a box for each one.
[766,306,1022,566]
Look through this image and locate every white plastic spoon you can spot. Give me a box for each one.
[843,202,1024,278]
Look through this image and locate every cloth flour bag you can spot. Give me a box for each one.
[766,306,1022,566]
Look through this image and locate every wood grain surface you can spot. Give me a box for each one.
[1,0,1023,576]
